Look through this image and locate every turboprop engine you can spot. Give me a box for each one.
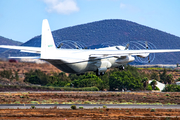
[137,53,149,58]
[115,56,135,64]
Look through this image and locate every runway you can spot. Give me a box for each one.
[0,104,180,109]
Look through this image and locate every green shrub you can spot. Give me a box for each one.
[99,110,104,113]
[71,105,76,110]
[64,83,71,87]
[150,108,156,112]
[146,84,152,91]
[20,96,24,98]
[79,106,83,109]
[103,105,107,108]
[84,101,91,104]
[163,84,180,92]
[31,101,39,104]
[31,105,36,109]
[54,102,59,104]
[14,101,20,104]
[155,86,160,90]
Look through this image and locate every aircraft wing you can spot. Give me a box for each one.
[121,49,180,55]
[0,45,41,54]
[90,49,180,58]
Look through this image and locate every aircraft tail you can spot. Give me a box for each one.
[41,19,56,59]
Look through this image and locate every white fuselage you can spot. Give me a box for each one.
[41,47,135,73]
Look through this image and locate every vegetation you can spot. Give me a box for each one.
[146,84,152,91]
[72,73,103,90]
[31,106,36,109]
[79,106,83,109]
[142,77,149,90]
[163,84,180,92]
[109,70,143,91]
[0,69,19,81]
[150,108,156,112]
[1,65,180,92]
[150,80,157,90]
[103,105,107,108]
[71,105,76,110]
[21,65,146,91]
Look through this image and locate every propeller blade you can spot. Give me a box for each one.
[148,56,150,63]
[74,42,79,49]
[146,41,150,63]
[116,46,120,50]
[83,47,88,49]
[145,41,148,49]
[57,43,63,48]
[125,43,129,50]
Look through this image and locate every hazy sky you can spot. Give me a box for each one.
[0,0,180,43]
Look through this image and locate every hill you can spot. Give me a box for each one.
[0,36,22,54]
[1,19,180,64]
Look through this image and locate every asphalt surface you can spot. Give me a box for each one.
[0,104,180,109]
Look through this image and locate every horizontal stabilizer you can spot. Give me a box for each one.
[8,56,40,59]
[0,45,41,54]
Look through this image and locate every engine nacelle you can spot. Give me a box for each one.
[137,53,149,58]
[115,56,135,64]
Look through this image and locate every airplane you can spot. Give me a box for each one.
[0,19,180,76]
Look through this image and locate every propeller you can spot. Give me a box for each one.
[145,41,150,63]
[116,46,120,50]
[145,41,148,49]
[125,43,129,50]
[83,47,88,49]
[116,43,129,50]
[57,43,63,48]
[74,42,79,49]
[122,41,156,63]
[148,56,150,63]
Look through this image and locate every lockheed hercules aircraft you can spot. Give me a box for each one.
[0,19,180,76]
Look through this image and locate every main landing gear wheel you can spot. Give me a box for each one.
[96,71,100,76]
[96,70,105,76]
[76,73,85,76]
[101,72,105,75]
[119,65,124,70]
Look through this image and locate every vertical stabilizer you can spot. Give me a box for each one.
[41,19,56,58]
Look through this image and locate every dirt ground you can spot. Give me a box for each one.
[0,92,180,104]
[0,61,61,75]
[0,61,62,86]
[0,108,180,120]
[0,92,180,119]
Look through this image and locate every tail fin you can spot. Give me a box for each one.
[41,19,56,58]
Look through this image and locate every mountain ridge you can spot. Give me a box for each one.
[1,19,180,64]
[0,36,22,54]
